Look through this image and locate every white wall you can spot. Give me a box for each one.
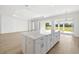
[0,15,1,33]
[1,15,28,34]
[73,17,79,37]
[13,18,28,32]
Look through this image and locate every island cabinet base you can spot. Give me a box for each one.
[21,31,60,54]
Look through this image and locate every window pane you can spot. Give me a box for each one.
[64,23,72,32]
[60,24,63,31]
[45,22,52,30]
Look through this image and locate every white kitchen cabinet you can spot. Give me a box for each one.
[35,37,47,54]
[45,34,52,51]
[35,38,42,53]
[52,31,60,46]
[21,31,60,54]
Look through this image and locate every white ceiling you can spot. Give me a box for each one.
[0,5,79,20]
[28,5,79,16]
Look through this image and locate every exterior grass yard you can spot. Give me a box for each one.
[55,27,72,32]
[46,26,72,32]
[64,27,72,32]
[46,26,52,30]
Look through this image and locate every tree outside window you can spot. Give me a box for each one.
[45,23,52,30]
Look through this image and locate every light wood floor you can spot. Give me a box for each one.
[1,33,79,54]
[48,34,79,54]
[0,33,23,54]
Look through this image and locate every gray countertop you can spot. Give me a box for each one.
[21,31,46,39]
[21,31,60,40]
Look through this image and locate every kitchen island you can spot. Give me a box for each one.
[21,31,60,54]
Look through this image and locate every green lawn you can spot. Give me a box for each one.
[64,27,72,32]
[55,27,72,32]
[46,26,52,30]
[46,26,72,32]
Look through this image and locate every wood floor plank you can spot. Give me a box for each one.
[48,34,79,54]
